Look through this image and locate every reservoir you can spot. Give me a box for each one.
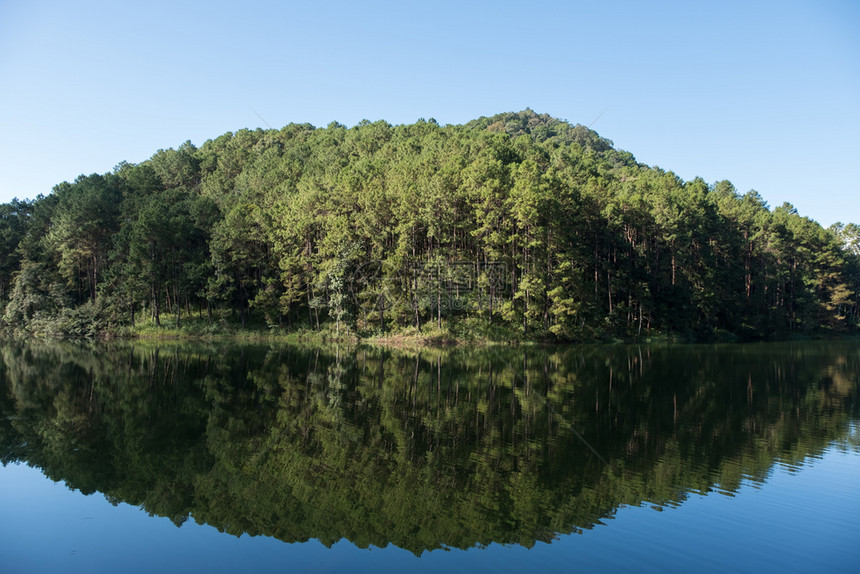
[1,341,858,572]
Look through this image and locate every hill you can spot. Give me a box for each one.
[1,110,858,340]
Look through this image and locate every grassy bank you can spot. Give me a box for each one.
[124,317,708,348]
[5,305,854,348]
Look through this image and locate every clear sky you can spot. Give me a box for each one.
[1,0,858,226]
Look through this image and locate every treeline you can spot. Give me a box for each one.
[1,110,858,339]
[1,341,856,553]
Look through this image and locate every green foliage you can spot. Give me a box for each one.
[0,199,32,306]
[0,110,857,339]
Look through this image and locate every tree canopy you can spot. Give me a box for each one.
[1,110,857,340]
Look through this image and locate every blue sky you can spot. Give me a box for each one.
[1,0,858,226]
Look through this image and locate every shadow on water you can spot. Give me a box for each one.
[0,340,858,555]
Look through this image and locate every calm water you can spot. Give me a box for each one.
[1,341,858,572]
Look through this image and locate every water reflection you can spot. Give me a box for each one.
[0,341,857,554]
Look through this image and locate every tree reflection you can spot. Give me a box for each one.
[0,341,857,554]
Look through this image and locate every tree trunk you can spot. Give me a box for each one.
[152,283,161,326]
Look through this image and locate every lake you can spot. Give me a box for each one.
[1,340,858,572]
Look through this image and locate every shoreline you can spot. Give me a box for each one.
[4,321,857,350]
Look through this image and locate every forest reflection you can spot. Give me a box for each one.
[0,341,857,554]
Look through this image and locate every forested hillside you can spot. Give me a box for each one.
[1,110,858,340]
